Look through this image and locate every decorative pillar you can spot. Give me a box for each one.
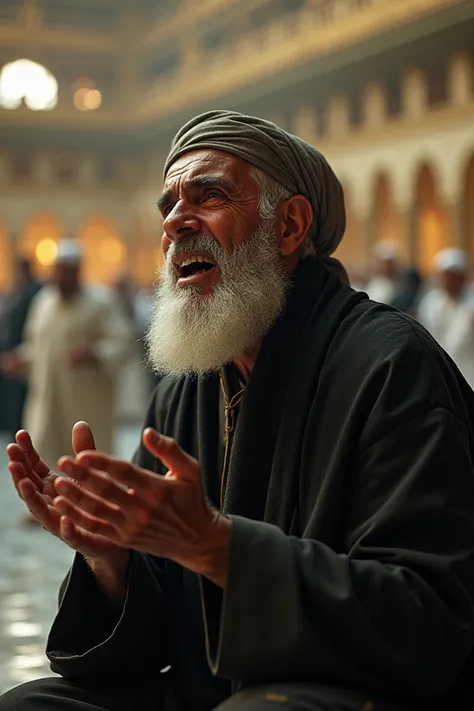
[33,152,52,186]
[326,95,350,138]
[402,69,427,119]
[398,209,417,264]
[448,53,472,106]
[445,200,464,249]
[0,150,9,186]
[363,83,385,129]
[292,106,318,143]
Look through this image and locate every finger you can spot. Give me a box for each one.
[6,445,43,489]
[56,501,120,540]
[58,516,84,549]
[72,421,96,456]
[54,477,126,528]
[15,430,51,478]
[58,457,142,505]
[143,429,199,481]
[17,478,60,531]
[9,461,30,497]
[74,451,154,492]
[59,516,117,551]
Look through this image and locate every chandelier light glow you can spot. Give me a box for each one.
[0,59,58,111]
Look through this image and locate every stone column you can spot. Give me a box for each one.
[445,199,465,249]
[398,208,417,264]
[326,95,350,139]
[0,151,9,187]
[292,106,318,144]
[363,83,385,129]
[402,69,427,119]
[33,152,52,187]
[448,53,472,106]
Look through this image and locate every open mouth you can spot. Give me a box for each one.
[174,255,217,279]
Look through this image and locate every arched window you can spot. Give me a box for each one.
[0,59,58,111]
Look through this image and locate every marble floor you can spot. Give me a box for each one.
[0,424,142,695]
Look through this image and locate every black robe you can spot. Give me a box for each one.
[47,257,474,710]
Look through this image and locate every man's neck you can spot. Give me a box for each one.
[233,344,261,383]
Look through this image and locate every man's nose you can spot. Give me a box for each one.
[163,203,201,241]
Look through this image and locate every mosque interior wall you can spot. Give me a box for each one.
[0,0,474,289]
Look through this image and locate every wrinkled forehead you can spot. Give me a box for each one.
[163,149,255,191]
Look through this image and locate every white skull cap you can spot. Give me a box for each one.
[54,239,83,265]
[434,248,468,273]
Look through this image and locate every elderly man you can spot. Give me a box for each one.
[418,248,474,389]
[2,111,474,711]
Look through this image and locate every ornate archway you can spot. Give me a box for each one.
[78,215,126,285]
[19,213,64,279]
[414,164,448,274]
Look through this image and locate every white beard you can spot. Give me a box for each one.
[146,221,289,378]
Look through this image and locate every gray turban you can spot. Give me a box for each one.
[164,110,347,281]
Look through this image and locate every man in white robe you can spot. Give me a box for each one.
[1,239,132,468]
[365,241,400,304]
[418,248,474,390]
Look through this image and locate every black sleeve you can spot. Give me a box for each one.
[47,551,167,679]
[201,330,474,700]
[47,392,170,679]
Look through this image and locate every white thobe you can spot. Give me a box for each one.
[20,285,132,468]
[418,288,474,390]
[365,276,397,304]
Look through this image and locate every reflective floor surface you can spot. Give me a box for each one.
[0,424,142,694]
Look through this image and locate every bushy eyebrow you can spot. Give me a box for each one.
[156,175,233,212]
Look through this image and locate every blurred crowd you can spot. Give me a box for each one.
[350,240,474,390]
[0,239,157,472]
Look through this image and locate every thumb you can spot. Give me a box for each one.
[72,421,96,456]
[143,428,199,483]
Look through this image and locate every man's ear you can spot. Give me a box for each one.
[277,195,313,257]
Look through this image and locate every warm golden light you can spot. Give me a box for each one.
[0,59,58,111]
[99,239,125,265]
[35,238,57,266]
[73,87,102,112]
[83,89,102,110]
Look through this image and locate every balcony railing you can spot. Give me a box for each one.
[138,0,467,122]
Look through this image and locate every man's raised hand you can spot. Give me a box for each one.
[7,422,124,561]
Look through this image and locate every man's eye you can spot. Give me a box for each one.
[205,190,224,200]
[163,204,175,215]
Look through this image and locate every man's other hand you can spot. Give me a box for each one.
[54,429,231,587]
[0,351,24,379]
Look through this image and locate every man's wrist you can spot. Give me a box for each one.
[86,550,130,605]
[196,514,232,588]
